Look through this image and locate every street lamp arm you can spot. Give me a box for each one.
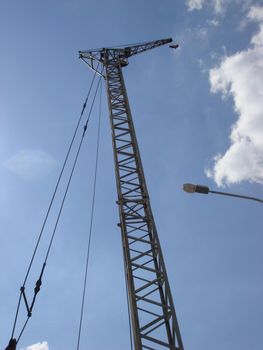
[183,183,263,203]
[209,190,263,203]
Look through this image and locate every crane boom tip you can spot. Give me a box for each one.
[169,44,179,49]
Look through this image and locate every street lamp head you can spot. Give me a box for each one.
[183,183,197,193]
[183,183,263,203]
[183,183,210,194]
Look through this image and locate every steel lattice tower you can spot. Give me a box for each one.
[79,38,184,350]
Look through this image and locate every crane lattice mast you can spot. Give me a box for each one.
[79,38,184,350]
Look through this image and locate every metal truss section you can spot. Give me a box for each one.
[80,38,183,350]
[104,56,183,350]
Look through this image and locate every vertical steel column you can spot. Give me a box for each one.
[104,52,183,350]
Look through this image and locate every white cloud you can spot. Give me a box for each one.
[5,149,57,181]
[207,6,263,186]
[186,0,252,15]
[206,18,220,27]
[186,0,222,13]
[197,26,209,39]
[23,342,49,350]
[187,0,205,11]
[213,0,224,14]
[213,0,254,14]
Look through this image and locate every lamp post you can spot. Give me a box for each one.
[183,183,263,204]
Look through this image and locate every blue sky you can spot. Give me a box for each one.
[0,1,262,349]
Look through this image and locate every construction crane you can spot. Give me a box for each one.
[79,38,184,350]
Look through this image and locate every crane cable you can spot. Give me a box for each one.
[10,65,99,342]
[7,67,102,349]
[16,75,102,345]
[76,80,102,350]
[75,80,133,350]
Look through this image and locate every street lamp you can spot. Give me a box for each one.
[183,183,263,204]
